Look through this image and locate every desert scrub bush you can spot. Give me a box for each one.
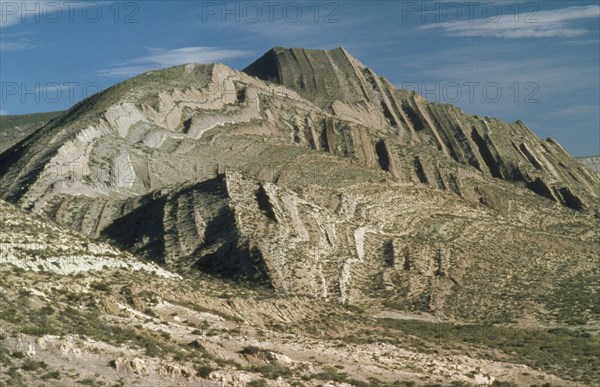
[89,281,110,292]
[313,366,349,383]
[239,345,269,355]
[0,344,12,366]
[77,378,102,386]
[159,330,171,340]
[490,381,518,387]
[375,318,600,383]
[143,307,158,317]
[248,364,293,379]
[368,379,415,387]
[342,303,364,313]
[41,370,61,380]
[185,340,217,361]
[247,379,268,387]
[544,271,600,325]
[196,364,216,378]
[11,350,25,359]
[21,359,47,371]
[382,299,407,310]
[5,366,24,384]
[50,305,187,360]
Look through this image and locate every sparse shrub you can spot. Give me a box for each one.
[41,370,60,379]
[239,345,265,355]
[313,366,349,382]
[159,330,171,340]
[196,364,215,378]
[78,378,101,386]
[144,343,162,357]
[491,382,518,387]
[90,281,110,292]
[248,379,268,387]
[21,359,47,371]
[249,364,292,379]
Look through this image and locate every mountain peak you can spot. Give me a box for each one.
[243,46,370,107]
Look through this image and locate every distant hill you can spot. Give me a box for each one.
[0,111,64,154]
[577,155,600,173]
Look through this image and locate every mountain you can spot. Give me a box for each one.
[244,47,598,210]
[3,197,594,386]
[0,111,63,154]
[577,155,600,173]
[0,47,598,386]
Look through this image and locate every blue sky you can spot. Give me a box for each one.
[0,0,598,156]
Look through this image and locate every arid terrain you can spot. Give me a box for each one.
[1,47,598,387]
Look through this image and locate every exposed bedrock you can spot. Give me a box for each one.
[0,47,598,318]
[244,47,599,210]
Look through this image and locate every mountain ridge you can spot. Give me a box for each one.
[0,46,598,316]
[0,46,599,386]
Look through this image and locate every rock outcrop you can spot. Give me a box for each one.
[577,155,600,173]
[244,47,599,210]
[0,47,598,321]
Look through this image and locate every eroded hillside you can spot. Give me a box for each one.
[0,47,598,386]
[1,199,597,386]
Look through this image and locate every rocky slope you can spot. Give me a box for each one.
[245,47,599,211]
[0,48,598,319]
[1,198,596,386]
[577,155,600,173]
[0,111,63,154]
[0,46,599,385]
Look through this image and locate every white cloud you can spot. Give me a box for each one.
[97,47,254,77]
[0,31,36,51]
[393,42,600,126]
[399,44,599,99]
[0,0,77,52]
[0,0,92,50]
[0,0,89,28]
[552,104,600,117]
[0,109,9,115]
[393,42,599,155]
[561,39,600,46]
[418,5,600,38]
[0,36,36,51]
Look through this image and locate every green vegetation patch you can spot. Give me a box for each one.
[373,319,599,384]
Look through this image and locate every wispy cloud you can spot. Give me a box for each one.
[0,109,9,115]
[0,38,36,51]
[0,0,89,28]
[0,32,37,51]
[561,39,600,46]
[394,42,599,155]
[0,0,31,28]
[97,47,254,77]
[0,0,83,52]
[394,41,600,122]
[0,29,36,51]
[408,45,598,92]
[551,104,600,117]
[418,5,600,38]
